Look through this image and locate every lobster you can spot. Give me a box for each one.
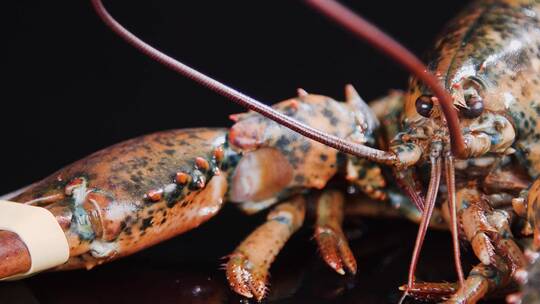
[3,0,540,303]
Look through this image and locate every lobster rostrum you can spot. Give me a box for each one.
[3,0,540,303]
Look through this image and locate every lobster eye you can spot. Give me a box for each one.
[415,95,434,118]
[461,95,484,118]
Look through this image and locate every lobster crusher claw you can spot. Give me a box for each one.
[0,200,69,280]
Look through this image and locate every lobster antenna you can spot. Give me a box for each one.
[305,0,466,157]
[444,154,465,285]
[405,153,442,291]
[90,0,396,165]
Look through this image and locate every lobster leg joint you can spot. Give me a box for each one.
[226,195,306,301]
[314,190,357,275]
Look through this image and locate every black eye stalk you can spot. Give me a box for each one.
[460,95,484,118]
[415,95,434,118]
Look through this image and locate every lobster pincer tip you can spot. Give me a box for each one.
[226,253,268,300]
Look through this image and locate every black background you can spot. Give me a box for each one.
[4,0,469,194]
[3,1,483,303]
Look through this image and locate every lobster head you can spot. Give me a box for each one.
[395,73,516,169]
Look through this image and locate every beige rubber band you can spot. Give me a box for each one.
[0,200,69,280]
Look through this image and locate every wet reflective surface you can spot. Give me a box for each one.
[0,206,503,304]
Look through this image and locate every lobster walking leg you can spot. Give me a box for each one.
[506,178,540,303]
[458,194,526,273]
[520,178,540,251]
[444,263,510,304]
[400,282,457,302]
[226,195,306,301]
[314,190,357,275]
[407,186,527,302]
[405,262,511,304]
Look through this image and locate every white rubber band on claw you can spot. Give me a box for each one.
[0,200,69,280]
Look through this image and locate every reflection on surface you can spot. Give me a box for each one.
[0,206,503,304]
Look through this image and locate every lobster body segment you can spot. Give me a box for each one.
[228,92,385,206]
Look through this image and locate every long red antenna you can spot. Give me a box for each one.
[444,154,465,285]
[90,0,396,165]
[305,0,466,157]
[405,154,442,292]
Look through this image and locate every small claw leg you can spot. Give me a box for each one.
[460,202,498,266]
[399,282,457,302]
[458,188,527,273]
[412,187,524,303]
[444,263,510,304]
[226,253,266,299]
[524,179,540,250]
[226,196,306,301]
[405,263,510,304]
[314,190,357,275]
[459,191,527,272]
